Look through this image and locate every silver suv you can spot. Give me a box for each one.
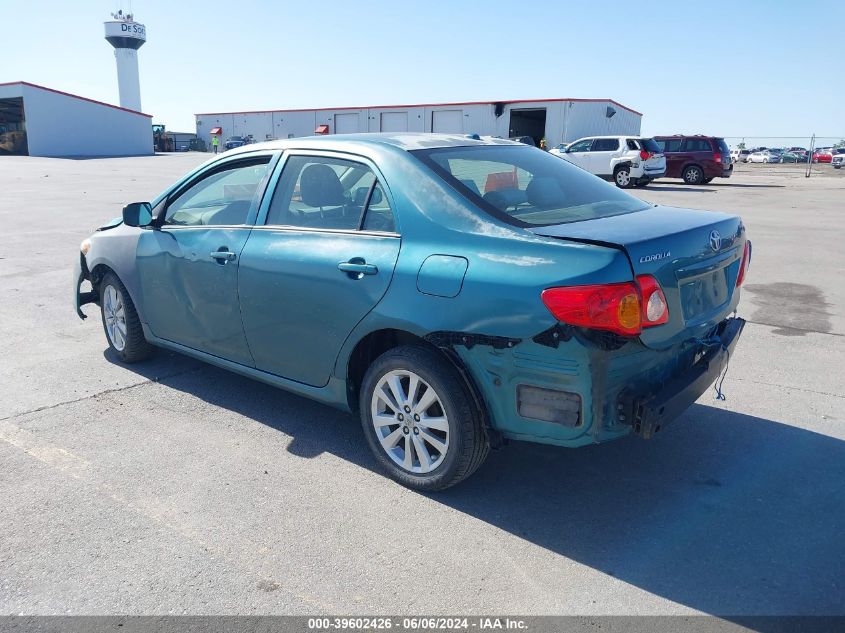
[550,135,666,188]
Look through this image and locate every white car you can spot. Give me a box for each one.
[832,150,845,169]
[747,151,778,164]
[550,135,666,188]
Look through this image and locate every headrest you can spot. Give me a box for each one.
[301,164,345,207]
[526,177,565,209]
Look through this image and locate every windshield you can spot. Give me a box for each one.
[413,145,650,227]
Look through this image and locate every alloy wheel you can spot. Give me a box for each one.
[103,284,127,351]
[370,370,450,474]
[615,169,630,187]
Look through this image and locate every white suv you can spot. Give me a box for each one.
[550,136,666,188]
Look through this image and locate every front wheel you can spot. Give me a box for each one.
[99,272,152,363]
[614,166,633,188]
[682,165,704,185]
[359,345,489,491]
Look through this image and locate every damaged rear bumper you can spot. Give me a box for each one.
[622,316,745,438]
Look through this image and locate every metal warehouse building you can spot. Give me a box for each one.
[195,98,642,149]
[0,81,152,157]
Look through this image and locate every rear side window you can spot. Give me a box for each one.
[626,139,640,150]
[682,138,713,152]
[413,145,649,227]
[266,155,395,232]
[592,138,620,151]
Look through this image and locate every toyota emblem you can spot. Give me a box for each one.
[709,229,722,252]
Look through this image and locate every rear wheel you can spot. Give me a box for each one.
[359,345,489,491]
[613,166,633,188]
[99,272,152,363]
[682,165,704,185]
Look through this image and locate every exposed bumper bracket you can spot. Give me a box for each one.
[622,317,745,439]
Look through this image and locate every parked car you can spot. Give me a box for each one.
[813,150,833,163]
[832,149,845,169]
[653,135,732,184]
[509,136,536,146]
[550,135,666,188]
[778,151,802,163]
[224,136,248,150]
[747,150,777,163]
[73,134,750,490]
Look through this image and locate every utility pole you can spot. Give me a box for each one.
[806,134,815,178]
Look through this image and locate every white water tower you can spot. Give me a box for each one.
[104,10,146,112]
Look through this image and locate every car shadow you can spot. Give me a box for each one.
[107,351,845,615]
[644,185,717,193]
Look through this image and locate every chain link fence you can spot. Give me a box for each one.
[725,136,844,177]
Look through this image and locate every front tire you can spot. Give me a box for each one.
[614,166,633,188]
[359,345,489,491]
[99,272,152,363]
[682,165,704,185]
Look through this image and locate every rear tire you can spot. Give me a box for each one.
[613,166,633,188]
[99,272,152,363]
[682,165,704,185]
[359,345,489,491]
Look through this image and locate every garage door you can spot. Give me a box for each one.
[334,113,360,134]
[380,112,408,132]
[432,110,463,134]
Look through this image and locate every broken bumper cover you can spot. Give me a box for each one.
[73,253,95,319]
[627,316,745,438]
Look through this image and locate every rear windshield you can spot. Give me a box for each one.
[716,139,730,154]
[639,138,661,153]
[412,145,650,227]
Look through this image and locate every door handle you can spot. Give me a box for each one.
[338,260,378,277]
[210,250,237,262]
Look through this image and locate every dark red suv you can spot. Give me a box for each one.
[654,135,733,184]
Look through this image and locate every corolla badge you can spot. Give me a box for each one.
[639,251,671,263]
[709,229,722,251]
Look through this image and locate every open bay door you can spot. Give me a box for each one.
[431,109,463,133]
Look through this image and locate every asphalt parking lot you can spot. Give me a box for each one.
[1,153,843,616]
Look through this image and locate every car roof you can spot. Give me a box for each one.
[221,132,520,156]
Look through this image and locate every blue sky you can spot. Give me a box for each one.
[4,0,843,143]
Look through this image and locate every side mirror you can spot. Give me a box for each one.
[122,202,153,227]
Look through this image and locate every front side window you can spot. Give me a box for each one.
[659,139,683,152]
[592,138,620,151]
[266,155,395,232]
[163,157,271,226]
[567,139,593,153]
[414,145,649,227]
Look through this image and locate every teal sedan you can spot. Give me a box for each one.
[74,134,750,490]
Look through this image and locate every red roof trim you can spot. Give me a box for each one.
[0,81,153,118]
[195,98,642,118]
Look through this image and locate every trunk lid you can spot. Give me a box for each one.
[532,205,746,349]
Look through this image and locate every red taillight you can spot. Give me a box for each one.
[636,274,669,327]
[736,241,752,287]
[714,152,722,163]
[541,277,670,337]
[541,283,642,337]
[639,150,650,160]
